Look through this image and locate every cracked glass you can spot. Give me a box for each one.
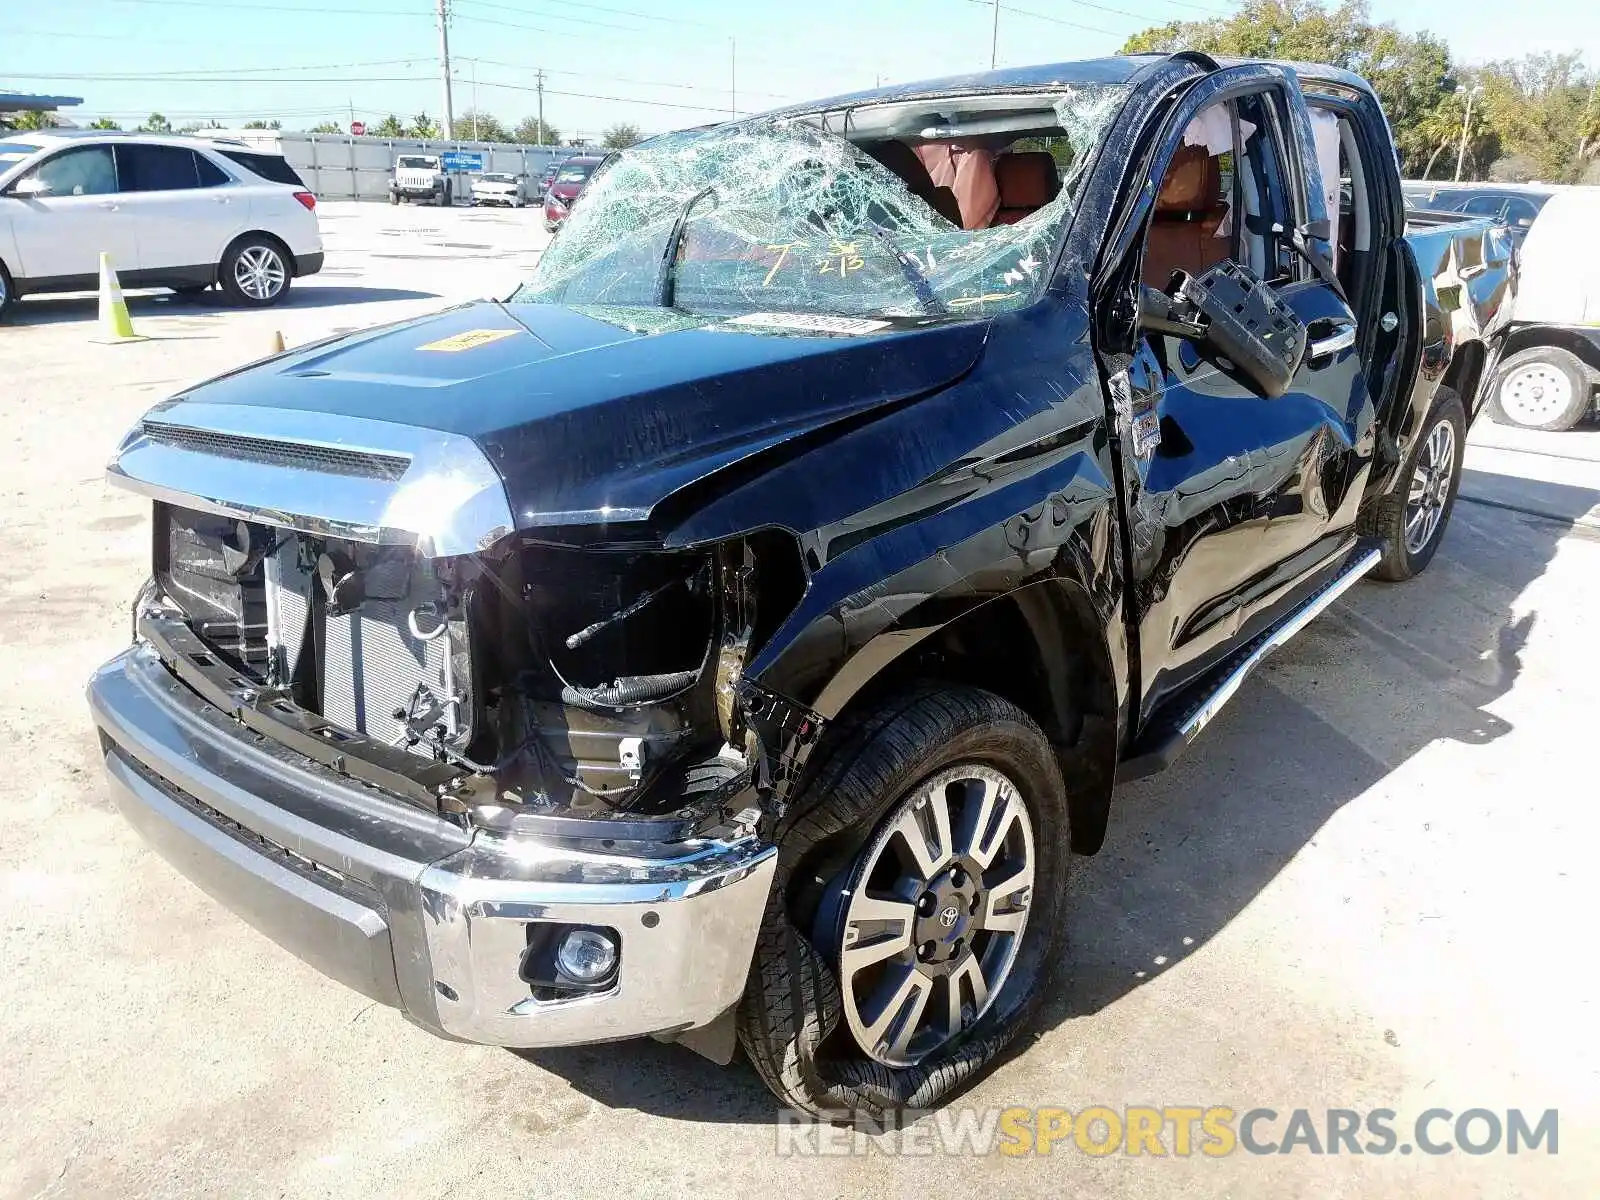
[515,85,1129,322]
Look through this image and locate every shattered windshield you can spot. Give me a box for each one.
[515,85,1128,321]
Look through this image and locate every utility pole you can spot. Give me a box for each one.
[471,57,478,140]
[990,0,1000,69]
[1453,83,1480,182]
[730,38,736,119]
[436,0,454,140]
[536,68,545,143]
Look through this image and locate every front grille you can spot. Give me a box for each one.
[142,421,412,482]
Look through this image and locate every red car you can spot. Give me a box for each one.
[542,155,608,232]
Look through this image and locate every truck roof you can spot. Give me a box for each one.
[763,54,1377,119]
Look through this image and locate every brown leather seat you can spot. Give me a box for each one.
[992,152,1059,224]
[1142,144,1230,289]
[863,139,964,227]
[915,142,1000,230]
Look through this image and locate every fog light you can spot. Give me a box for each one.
[556,929,618,983]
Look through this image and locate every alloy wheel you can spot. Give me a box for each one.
[1499,362,1574,427]
[836,763,1035,1068]
[1404,417,1457,554]
[234,245,286,301]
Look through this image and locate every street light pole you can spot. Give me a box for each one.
[436,0,454,140]
[471,57,478,140]
[1454,84,1480,182]
[990,0,1000,69]
[730,38,736,118]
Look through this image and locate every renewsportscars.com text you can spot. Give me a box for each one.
[775,1106,1559,1158]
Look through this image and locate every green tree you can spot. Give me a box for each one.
[513,116,561,145]
[1475,53,1598,181]
[307,120,343,134]
[1121,0,1458,176]
[87,117,122,130]
[410,111,440,139]
[242,119,282,130]
[12,110,57,131]
[372,113,406,137]
[602,122,642,149]
[177,119,224,134]
[455,108,510,142]
[137,112,172,133]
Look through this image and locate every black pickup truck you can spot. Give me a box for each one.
[88,53,1513,1121]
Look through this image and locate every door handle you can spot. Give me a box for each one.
[1308,323,1356,360]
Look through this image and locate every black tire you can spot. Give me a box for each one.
[1359,389,1466,582]
[218,236,292,308]
[0,259,14,322]
[1488,346,1593,432]
[736,686,1069,1123]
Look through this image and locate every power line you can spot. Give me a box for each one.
[465,56,796,100]
[963,0,1120,39]
[452,0,640,33]
[0,57,430,79]
[99,0,429,14]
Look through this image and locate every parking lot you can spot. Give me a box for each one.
[2,200,1598,1198]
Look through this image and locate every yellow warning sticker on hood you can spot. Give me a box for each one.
[417,328,520,352]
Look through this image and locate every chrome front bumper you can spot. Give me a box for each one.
[87,643,777,1047]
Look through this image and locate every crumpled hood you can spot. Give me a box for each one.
[172,300,989,530]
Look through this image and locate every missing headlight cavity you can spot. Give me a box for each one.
[526,543,715,701]
[474,532,806,819]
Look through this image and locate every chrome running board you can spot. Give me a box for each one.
[1118,544,1382,782]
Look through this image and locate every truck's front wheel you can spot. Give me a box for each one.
[737,686,1069,1122]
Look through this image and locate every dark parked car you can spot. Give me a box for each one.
[90,54,1513,1122]
[541,154,607,231]
[1404,184,1553,243]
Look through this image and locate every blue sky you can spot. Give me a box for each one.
[3,0,1597,139]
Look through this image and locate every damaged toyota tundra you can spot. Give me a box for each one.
[88,54,1513,1119]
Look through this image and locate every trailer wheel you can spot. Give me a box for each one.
[1489,346,1593,432]
[736,686,1069,1123]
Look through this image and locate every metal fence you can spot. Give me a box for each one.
[220,130,604,202]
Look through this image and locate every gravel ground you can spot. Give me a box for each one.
[2,202,1597,1198]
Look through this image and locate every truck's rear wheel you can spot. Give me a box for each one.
[1360,389,1466,582]
[736,686,1068,1122]
[1489,346,1593,432]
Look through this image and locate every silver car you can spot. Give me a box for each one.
[469,172,531,208]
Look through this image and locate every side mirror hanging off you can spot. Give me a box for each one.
[1138,261,1308,398]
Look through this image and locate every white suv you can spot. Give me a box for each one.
[0,131,323,318]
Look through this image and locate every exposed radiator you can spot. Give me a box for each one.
[264,539,466,758]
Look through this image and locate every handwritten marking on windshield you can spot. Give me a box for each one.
[816,240,865,277]
[948,292,1020,309]
[763,243,798,287]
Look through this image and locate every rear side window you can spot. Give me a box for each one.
[1462,194,1506,217]
[219,151,306,186]
[116,144,205,191]
[195,153,230,187]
